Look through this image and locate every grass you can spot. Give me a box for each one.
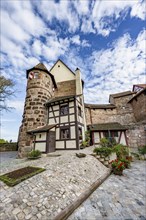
[0,166,46,187]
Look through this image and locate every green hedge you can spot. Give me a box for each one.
[0,143,18,152]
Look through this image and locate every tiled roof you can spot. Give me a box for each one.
[128,88,146,103]
[88,122,127,131]
[26,63,57,88]
[85,103,116,109]
[27,124,56,133]
[45,95,77,105]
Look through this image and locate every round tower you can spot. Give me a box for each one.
[18,63,56,158]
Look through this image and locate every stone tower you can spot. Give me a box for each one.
[18,63,56,158]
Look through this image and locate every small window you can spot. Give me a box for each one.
[78,106,82,117]
[113,131,118,137]
[39,134,41,138]
[78,127,82,139]
[104,131,110,138]
[34,72,40,79]
[60,104,69,115]
[60,127,70,139]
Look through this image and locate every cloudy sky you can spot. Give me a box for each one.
[1,0,145,141]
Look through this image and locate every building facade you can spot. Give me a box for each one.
[18,60,146,157]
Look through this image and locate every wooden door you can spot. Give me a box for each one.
[47,131,55,153]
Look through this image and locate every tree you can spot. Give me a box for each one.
[0,75,15,111]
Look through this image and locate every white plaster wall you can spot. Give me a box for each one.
[54,111,59,116]
[36,132,46,141]
[49,112,53,117]
[53,105,59,111]
[71,126,75,139]
[61,116,68,123]
[35,142,46,152]
[50,60,75,83]
[49,118,55,124]
[94,132,100,143]
[69,101,74,107]
[100,132,104,138]
[66,140,76,149]
[70,115,75,122]
[56,128,59,139]
[56,141,65,149]
[70,108,74,114]
[120,132,126,145]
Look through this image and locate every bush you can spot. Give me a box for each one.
[113,144,129,159]
[80,141,88,149]
[27,150,41,159]
[99,137,117,148]
[85,131,90,146]
[120,158,131,168]
[93,147,112,157]
[138,145,146,155]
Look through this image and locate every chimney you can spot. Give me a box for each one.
[75,68,82,95]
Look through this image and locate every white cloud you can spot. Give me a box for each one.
[8,100,25,113]
[84,29,146,103]
[71,35,90,47]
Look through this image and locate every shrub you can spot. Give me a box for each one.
[120,158,131,168]
[27,150,41,159]
[85,131,90,146]
[80,141,88,148]
[110,159,126,174]
[99,137,117,148]
[113,144,129,159]
[93,147,112,157]
[138,145,146,155]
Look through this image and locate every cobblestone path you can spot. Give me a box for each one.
[68,161,146,220]
[0,147,109,220]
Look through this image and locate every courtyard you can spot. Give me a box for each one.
[0,149,145,220]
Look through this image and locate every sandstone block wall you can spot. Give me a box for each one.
[130,93,146,122]
[85,93,146,151]
[18,71,54,157]
[54,80,76,97]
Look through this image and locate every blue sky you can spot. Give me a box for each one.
[0,0,146,141]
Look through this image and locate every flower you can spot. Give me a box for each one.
[111,159,126,171]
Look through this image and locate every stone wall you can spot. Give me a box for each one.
[126,123,146,152]
[85,93,146,151]
[0,143,17,152]
[130,93,146,122]
[54,80,76,97]
[18,70,54,157]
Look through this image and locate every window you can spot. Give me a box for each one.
[60,127,70,139]
[104,131,110,138]
[113,131,118,137]
[34,72,40,79]
[60,104,69,115]
[103,131,118,138]
[78,127,82,139]
[78,106,82,117]
[39,134,41,138]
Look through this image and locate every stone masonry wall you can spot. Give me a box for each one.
[54,80,76,97]
[18,70,54,157]
[130,93,146,122]
[85,93,146,151]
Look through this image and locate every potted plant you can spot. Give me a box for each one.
[27,150,42,159]
[110,159,126,175]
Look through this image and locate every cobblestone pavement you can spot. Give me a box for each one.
[68,161,146,220]
[0,147,110,220]
[0,151,18,163]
